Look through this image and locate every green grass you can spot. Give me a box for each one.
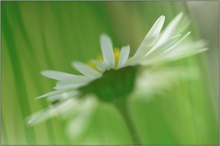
[2,1,218,145]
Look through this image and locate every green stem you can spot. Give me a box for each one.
[113,99,141,144]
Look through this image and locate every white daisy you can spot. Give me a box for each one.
[28,12,207,141]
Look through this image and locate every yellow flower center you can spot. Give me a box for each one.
[113,48,120,67]
[88,48,121,71]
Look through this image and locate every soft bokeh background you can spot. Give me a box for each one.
[2,1,218,145]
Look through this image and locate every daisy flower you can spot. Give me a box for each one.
[27,12,207,143]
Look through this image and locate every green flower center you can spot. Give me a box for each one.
[79,66,138,102]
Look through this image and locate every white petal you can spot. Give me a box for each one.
[129,16,165,65]
[145,32,190,61]
[47,91,78,101]
[167,48,208,61]
[154,12,184,48]
[141,34,181,64]
[95,61,109,72]
[56,98,80,116]
[171,39,207,54]
[72,61,102,78]
[142,39,207,65]
[163,32,191,53]
[36,89,67,99]
[57,76,92,86]
[27,98,78,125]
[117,45,130,69]
[100,34,115,69]
[131,67,198,101]
[54,83,85,90]
[134,16,165,56]
[41,70,77,81]
[27,108,52,125]
[146,15,165,38]
[67,96,97,139]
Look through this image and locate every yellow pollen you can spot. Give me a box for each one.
[88,62,99,71]
[113,48,120,68]
[88,48,121,71]
[96,54,103,61]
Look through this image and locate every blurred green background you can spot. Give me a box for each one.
[2,1,218,145]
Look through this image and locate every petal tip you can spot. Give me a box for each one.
[100,33,110,40]
[40,70,50,76]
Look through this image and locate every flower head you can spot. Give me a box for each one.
[28,12,207,138]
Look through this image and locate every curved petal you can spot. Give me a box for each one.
[141,39,207,65]
[47,91,78,101]
[27,98,79,125]
[95,61,109,72]
[132,67,197,100]
[72,61,102,78]
[141,34,181,64]
[146,15,165,38]
[167,48,208,61]
[36,89,67,99]
[117,45,130,69]
[144,32,191,62]
[41,70,77,81]
[154,12,186,48]
[163,31,191,53]
[54,83,85,90]
[67,96,97,139]
[57,76,92,86]
[100,34,115,69]
[134,15,165,57]
[129,15,165,65]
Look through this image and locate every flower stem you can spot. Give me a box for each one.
[113,99,141,144]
